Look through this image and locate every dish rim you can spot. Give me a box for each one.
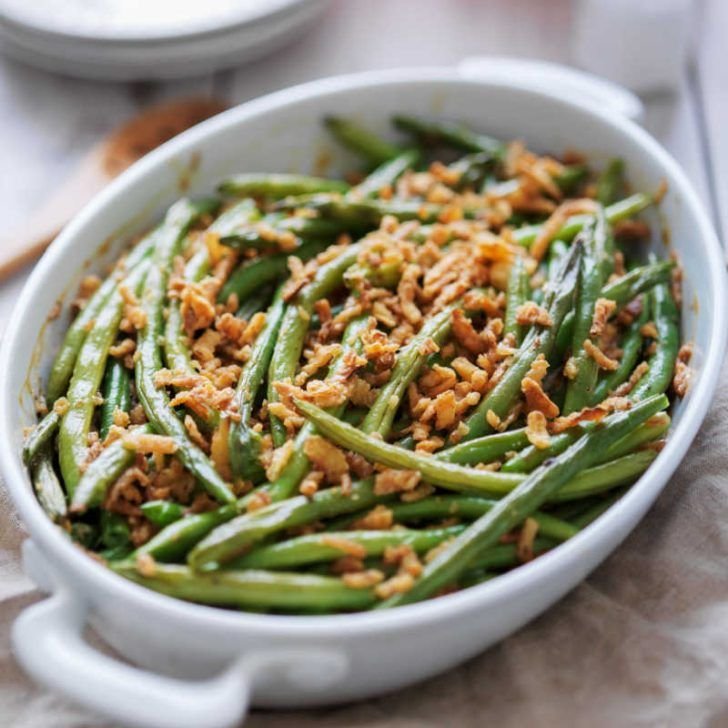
[1,67,725,635]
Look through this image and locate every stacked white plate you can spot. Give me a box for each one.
[0,0,329,80]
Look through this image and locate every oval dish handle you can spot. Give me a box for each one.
[13,589,253,728]
[457,56,644,122]
[13,544,349,728]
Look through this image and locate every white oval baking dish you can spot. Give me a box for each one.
[2,67,725,728]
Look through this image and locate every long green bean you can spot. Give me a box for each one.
[362,302,460,437]
[597,159,625,206]
[296,397,658,500]
[219,173,349,198]
[113,562,377,611]
[58,261,148,496]
[134,199,235,505]
[393,114,504,157]
[30,448,67,521]
[22,410,60,466]
[353,149,419,198]
[218,238,328,304]
[378,394,667,607]
[630,276,680,400]
[99,359,131,441]
[188,479,384,570]
[504,255,529,344]
[554,260,674,365]
[46,233,155,403]
[325,116,401,166]
[513,193,652,248]
[563,208,613,413]
[436,428,530,465]
[229,289,286,482]
[267,241,363,444]
[265,315,369,499]
[592,299,649,402]
[388,496,577,541]
[70,424,154,512]
[230,526,464,570]
[456,241,581,443]
[501,412,670,474]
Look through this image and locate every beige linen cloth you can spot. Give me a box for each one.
[1,366,726,728]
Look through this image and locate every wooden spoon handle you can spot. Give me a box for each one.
[0,150,109,280]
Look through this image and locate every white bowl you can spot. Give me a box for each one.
[2,69,725,728]
[0,0,330,80]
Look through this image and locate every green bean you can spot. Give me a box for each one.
[563,208,613,414]
[296,398,658,501]
[449,151,500,190]
[218,238,328,305]
[58,261,149,496]
[140,500,186,527]
[631,277,680,400]
[501,411,670,474]
[136,476,316,564]
[141,423,656,568]
[236,285,275,320]
[597,159,626,206]
[340,408,366,430]
[30,447,67,521]
[303,195,445,226]
[46,233,155,403]
[456,241,581,443]
[220,212,350,252]
[99,359,131,440]
[266,315,369,499]
[504,256,529,343]
[344,256,402,289]
[113,562,376,611]
[592,299,649,402]
[70,522,98,549]
[352,496,578,542]
[436,428,530,465]
[392,114,504,157]
[70,424,153,512]
[267,241,363,444]
[299,397,525,494]
[219,173,349,198]
[548,240,569,279]
[22,410,60,466]
[163,244,214,377]
[571,490,624,528]
[555,164,589,195]
[155,199,238,392]
[554,260,674,367]
[378,394,667,607]
[353,150,419,198]
[324,116,401,166]
[135,503,238,562]
[229,289,286,482]
[554,450,657,501]
[483,538,557,568]
[513,193,652,248]
[361,302,459,438]
[134,198,235,505]
[601,260,675,308]
[188,479,383,570]
[230,526,464,570]
[205,198,260,241]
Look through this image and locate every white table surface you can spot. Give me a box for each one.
[0,0,725,722]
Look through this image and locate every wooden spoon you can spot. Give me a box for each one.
[0,97,228,280]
